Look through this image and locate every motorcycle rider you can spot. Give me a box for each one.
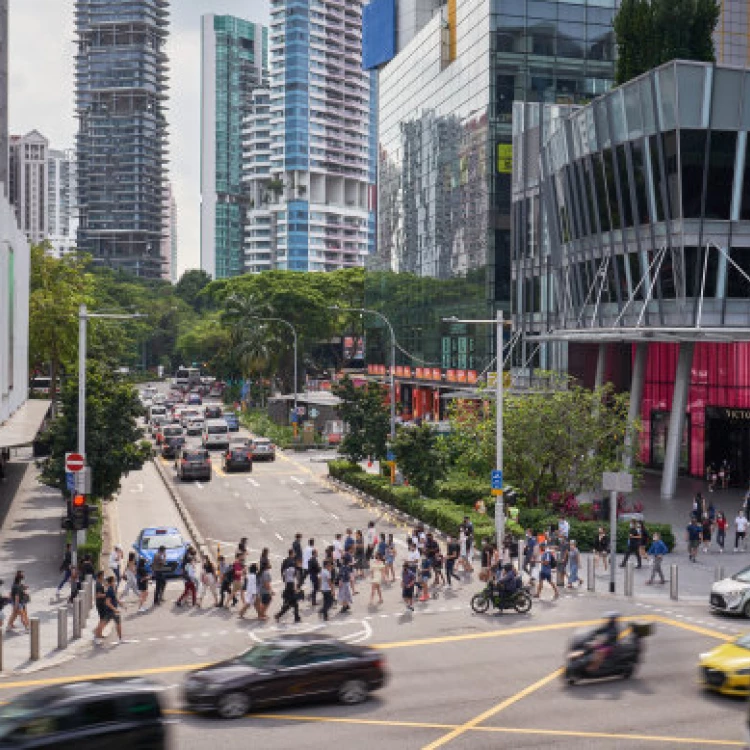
[494,563,519,601]
[585,612,620,674]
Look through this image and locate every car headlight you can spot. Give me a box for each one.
[725,590,746,605]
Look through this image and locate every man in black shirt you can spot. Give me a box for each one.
[92,571,108,643]
[56,543,73,596]
[445,535,460,586]
[152,546,168,605]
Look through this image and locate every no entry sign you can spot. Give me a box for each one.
[65,452,85,472]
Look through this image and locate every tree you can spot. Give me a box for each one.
[333,377,390,462]
[39,360,152,499]
[448,381,638,502]
[175,269,213,312]
[28,244,94,406]
[392,424,447,496]
[614,0,719,85]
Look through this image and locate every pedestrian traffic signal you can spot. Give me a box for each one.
[72,494,85,507]
[71,494,87,530]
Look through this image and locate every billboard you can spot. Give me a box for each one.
[362,0,396,70]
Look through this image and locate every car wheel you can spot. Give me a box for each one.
[338,679,369,705]
[743,600,750,619]
[216,691,250,719]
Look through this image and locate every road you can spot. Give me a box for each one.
[1,386,748,748]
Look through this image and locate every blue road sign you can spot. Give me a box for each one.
[65,472,75,492]
[491,470,503,489]
[386,450,395,462]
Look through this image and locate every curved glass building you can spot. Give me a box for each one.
[513,60,750,497]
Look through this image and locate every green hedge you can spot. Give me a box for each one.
[77,498,103,568]
[329,461,498,540]
[435,478,491,507]
[516,506,675,553]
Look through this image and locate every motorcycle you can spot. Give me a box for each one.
[470,583,533,615]
[564,620,654,685]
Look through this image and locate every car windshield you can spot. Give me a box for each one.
[207,426,227,434]
[164,427,182,435]
[239,644,287,668]
[141,534,183,550]
[255,440,271,447]
[230,450,248,458]
[184,451,208,462]
[733,567,750,583]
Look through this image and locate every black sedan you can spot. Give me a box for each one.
[183,636,387,719]
[222,447,253,473]
[161,436,185,459]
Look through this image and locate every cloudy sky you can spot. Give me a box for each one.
[8,0,270,276]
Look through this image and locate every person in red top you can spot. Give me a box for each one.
[715,511,728,553]
[231,553,244,606]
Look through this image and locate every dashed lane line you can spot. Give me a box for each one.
[247,478,259,487]
[275,532,284,542]
[290,476,305,485]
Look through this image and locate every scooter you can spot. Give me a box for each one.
[564,621,654,685]
[470,583,533,615]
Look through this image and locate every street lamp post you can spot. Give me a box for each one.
[249,316,298,424]
[330,306,396,441]
[443,313,509,544]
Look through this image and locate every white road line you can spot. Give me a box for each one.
[331,513,339,520]
[195,482,204,490]
[291,476,304,485]
[310,499,319,506]
[275,532,284,541]
[247,478,259,487]
[259,516,267,524]
[293,489,302,495]
[233,492,240,498]
[245,502,253,511]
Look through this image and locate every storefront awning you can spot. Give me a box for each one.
[0,399,51,449]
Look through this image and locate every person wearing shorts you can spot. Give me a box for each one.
[535,545,559,600]
[136,557,150,613]
[102,575,123,644]
[402,562,416,611]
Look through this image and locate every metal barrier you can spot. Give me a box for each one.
[73,597,82,639]
[29,618,40,661]
[670,564,679,600]
[714,566,725,582]
[624,562,634,597]
[57,607,68,650]
[587,555,595,591]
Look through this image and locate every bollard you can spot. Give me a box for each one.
[72,597,82,640]
[670,564,679,600]
[29,617,40,661]
[0,626,4,671]
[714,566,725,582]
[84,575,93,616]
[624,562,634,597]
[57,607,68,650]
[587,555,595,592]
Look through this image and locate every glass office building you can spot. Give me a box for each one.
[363,0,615,420]
[75,0,169,279]
[201,15,268,279]
[512,61,750,497]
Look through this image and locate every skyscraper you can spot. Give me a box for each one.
[162,182,177,282]
[47,148,78,257]
[267,0,374,272]
[8,131,49,245]
[75,0,169,279]
[201,15,267,279]
[0,1,8,195]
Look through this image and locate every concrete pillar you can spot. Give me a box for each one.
[594,343,607,389]
[660,342,694,499]
[624,342,648,469]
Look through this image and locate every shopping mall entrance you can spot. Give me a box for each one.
[705,407,750,487]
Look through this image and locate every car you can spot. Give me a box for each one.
[156,424,183,446]
[222,447,253,473]
[133,527,188,576]
[223,411,240,431]
[161,435,185,459]
[250,437,276,462]
[186,392,203,406]
[180,409,199,428]
[204,405,223,419]
[0,678,168,748]
[186,416,205,436]
[183,636,387,719]
[176,448,212,481]
[699,633,750,696]
[202,419,230,450]
[710,565,750,617]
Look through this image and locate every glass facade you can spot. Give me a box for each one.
[75,0,169,279]
[367,0,615,379]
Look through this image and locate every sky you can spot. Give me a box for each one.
[8,0,270,277]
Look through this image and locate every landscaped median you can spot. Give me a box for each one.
[329,460,500,540]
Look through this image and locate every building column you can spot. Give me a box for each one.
[661,342,695,500]
[594,343,607,389]
[624,342,647,469]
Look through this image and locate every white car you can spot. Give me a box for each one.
[180,409,199,428]
[186,417,205,436]
[710,566,750,617]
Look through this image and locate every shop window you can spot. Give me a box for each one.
[650,410,690,472]
[704,131,736,220]
[680,130,707,218]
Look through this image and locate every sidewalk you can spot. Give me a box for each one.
[0,451,96,673]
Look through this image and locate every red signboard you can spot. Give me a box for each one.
[432,368,442,381]
[467,370,478,384]
[457,370,467,383]
[65,452,85,472]
[416,367,424,379]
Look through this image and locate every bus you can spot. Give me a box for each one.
[174,366,201,388]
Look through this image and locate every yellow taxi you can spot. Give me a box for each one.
[699,633,750,696]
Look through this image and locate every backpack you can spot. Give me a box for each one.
[308,557,320,575]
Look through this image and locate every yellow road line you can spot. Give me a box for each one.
[650,615,734,642]
[213,464,226,478]
[163,710,743,747]
[422,667,563,750]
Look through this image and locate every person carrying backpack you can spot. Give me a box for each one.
[535,544,559,601]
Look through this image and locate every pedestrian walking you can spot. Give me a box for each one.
[687,517,702,562]
[176,557,198,607]
[96,575,124,645]
[365,520,378,561]
[593,527,609,572]
[535,545,559,600]
[238,563,259,619]
[320,560,334,621]
[121,555,139,602]
[231,553,244,605]
[522,530,536,575]
[93,571,108,642]
[108,546,123,587]
[337,559,353,613]
[152,546,168,605]
[354,530,366,579]
[418,556,432,602]
[308,549,321,606]
[645,532,668,584]
[199,555,219,607]
[401,562,416,611]
[370,555,384,605]
[302,538,315,584]
[620,520,642,569]
[68,566,82,604]
[701,513,713,553]
[6,571,29,632]
[556,536,569,588]
[257,561,273,620]
[716,511,728,553]
[736,511,749,552]
[56,543,73,596]
[384,534,396,582]
[275,562,301,623]
[638,521,650,563]
[457,528,472,573]
[567,540,582,588]
[445,535,460,585]
[219,561,235,607]
[136,556,150,613]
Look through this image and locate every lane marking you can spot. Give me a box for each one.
[195,482,203,490]
[259,517,267,524]
[247,478,259,487]
[290,476,304,485]
[311,500,319,506]
[275,532,284,542]
[213,465,226,478]
[245,503,253,511]
[422,667,564,749]
[331,513,339,520]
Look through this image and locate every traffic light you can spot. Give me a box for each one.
[72,494,86,531]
